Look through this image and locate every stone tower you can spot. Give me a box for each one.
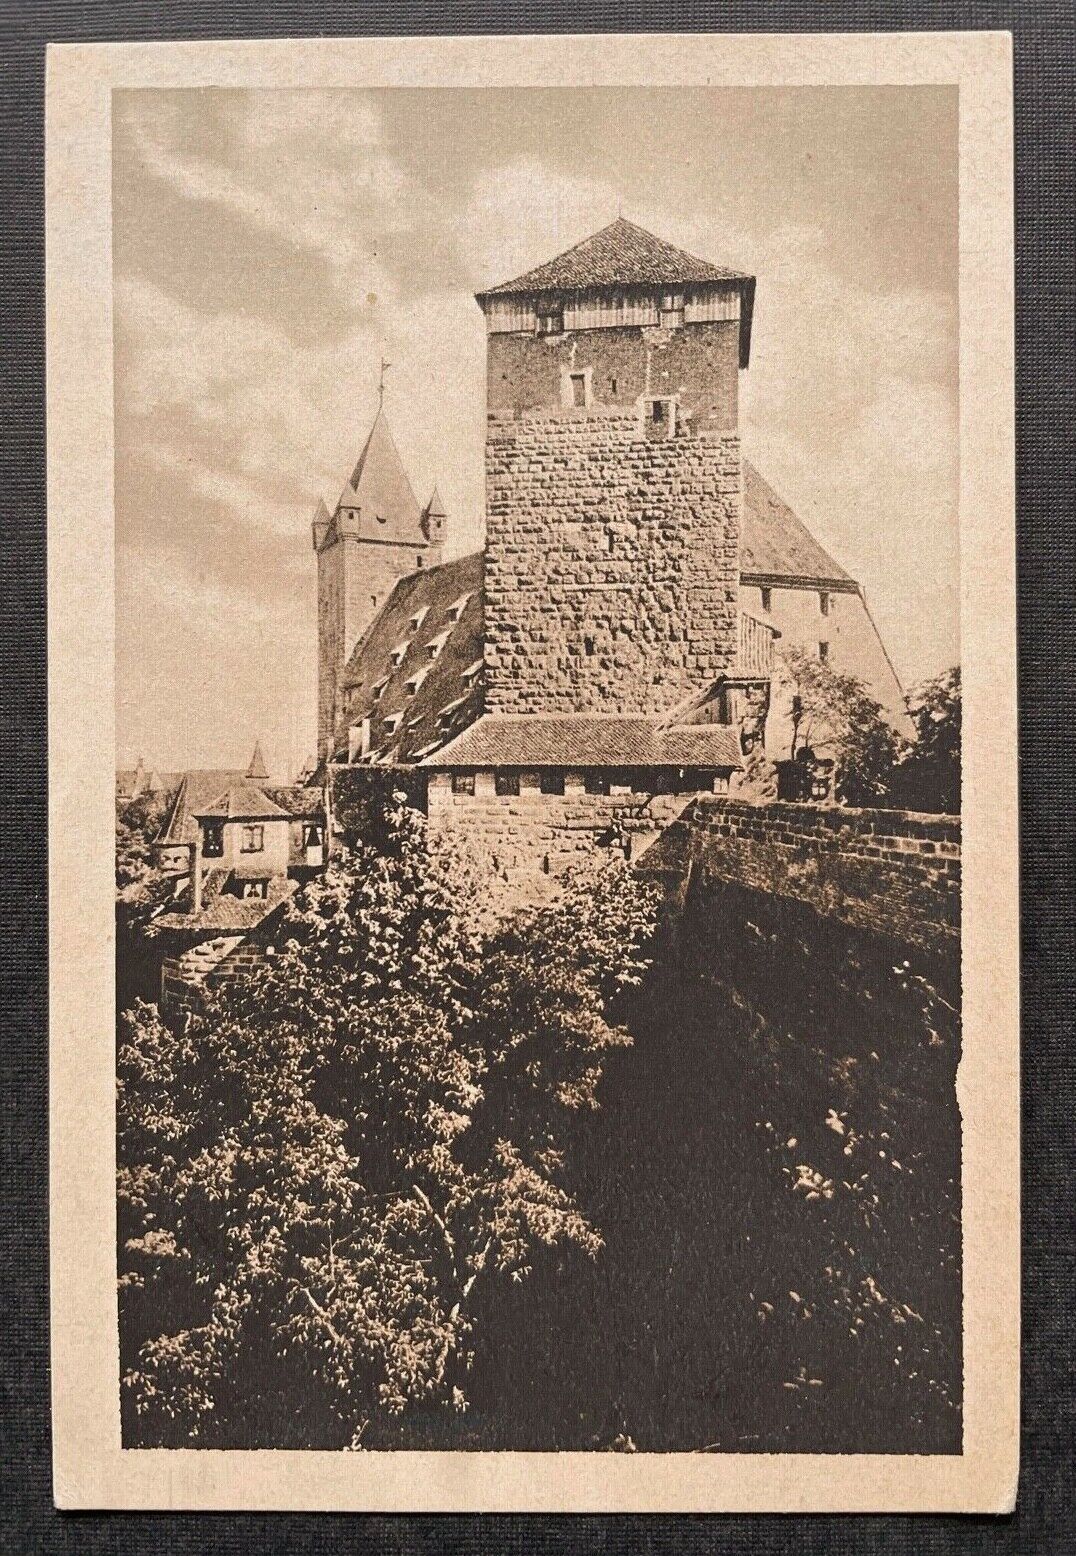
[313,410,444,758]
[475,217,756,716]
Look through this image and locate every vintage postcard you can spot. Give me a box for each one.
[47,32,1017,1512]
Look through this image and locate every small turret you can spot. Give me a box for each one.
[311,497,331,553]
[421,486,447,552]
[247,739,268,781]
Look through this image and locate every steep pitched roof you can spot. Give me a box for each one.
[741,463,855,588]
[332,551,484,765]
[333,409,424,544]
[423,713,743,770]
[477,217,749,298]
[193,780,290,821]
[152,874,300,933]
[246,739,268,780]
[155,770,246,845]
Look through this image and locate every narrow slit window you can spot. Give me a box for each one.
[819,591,831,616]
[818,640,830,663]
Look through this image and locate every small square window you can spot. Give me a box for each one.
[537,309,563,336]
[583,773,609,796]
[495,771,520,797]
[241,824,264,853]
[540,770,565,795]
[451,772,475,796]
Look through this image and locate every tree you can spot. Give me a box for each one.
[117,801,660,1447]
[898,666,961,814]
[776,645,908,807]
[116,789,174,908]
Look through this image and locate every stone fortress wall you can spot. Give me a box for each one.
[484,408,742,717]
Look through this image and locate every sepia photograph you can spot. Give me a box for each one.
[46,31,1018,1512]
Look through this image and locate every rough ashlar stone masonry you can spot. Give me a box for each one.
[484,408,742,716]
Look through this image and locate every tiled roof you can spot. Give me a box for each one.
[477,217,750,298]
[333,551,484,764]
[263,784,325,818]
[153,873,299,933]
[156,771,324,844]
[422,714,743,770]
[741,463,854,587]
[156,769,245,845]
[194,780,291,821]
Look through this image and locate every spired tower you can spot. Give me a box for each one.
[475,217,756,717]
[313,409,444,759]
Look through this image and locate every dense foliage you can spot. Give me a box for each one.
[115,789,174,908]
[776,648,961,814]
[897,666,961,814]
[117,802,660,1447]
[777,645,909,806]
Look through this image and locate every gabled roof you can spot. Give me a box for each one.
[155,769,246,845]
[476,217,750,299]
[194,780,290,822]
[422,713,742,770]
[156,771,323,844]
[741,463,855,588]
[332,551,484,765]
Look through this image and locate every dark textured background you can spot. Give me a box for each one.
[1,1,1072,1550]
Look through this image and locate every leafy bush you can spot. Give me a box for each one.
[776,645,909,807]
[117,801,659,1447]
[897,666,961,814]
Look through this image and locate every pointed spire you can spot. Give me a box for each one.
[247,739,268,780]
[311,496,331,552]
[424,485,446,519]
[337,408,422,541]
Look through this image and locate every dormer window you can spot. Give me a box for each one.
[426,629,450,661]
[537,306,563,336]
[370,677,388,701]
[404,666,429,695]
[409,606,429,630]
[240,878,268,900]
[389,641,410,666]
[445,593,471,622]
[383,712,404,735]
[461,657,484,683]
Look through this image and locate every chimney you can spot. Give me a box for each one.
[191,831,203,915]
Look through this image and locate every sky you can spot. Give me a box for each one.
[113,85,959,779]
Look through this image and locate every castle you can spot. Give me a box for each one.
[314,219,906,840]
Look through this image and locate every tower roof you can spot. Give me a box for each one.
[247,739,268,780]
[336,409,423,541]
[423,485,447,518]
[476,217,750,299]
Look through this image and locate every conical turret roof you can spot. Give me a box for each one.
[247,739,268,780]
